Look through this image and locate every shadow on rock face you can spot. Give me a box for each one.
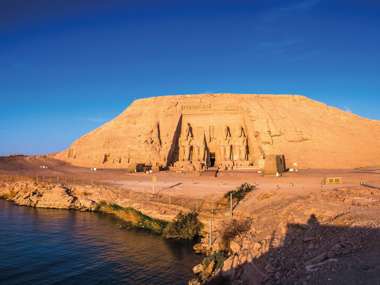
[207,214,380,285]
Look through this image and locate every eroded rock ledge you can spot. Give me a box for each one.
[0,179,183,220]
[2,181,97,210]
[0,179,203,239]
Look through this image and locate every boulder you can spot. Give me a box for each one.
[222,256,234,272]
[188,279,201,285]
[230,240,241,254]
[192,264,203,274]
[193,243,206,254]
[201,260,215,280]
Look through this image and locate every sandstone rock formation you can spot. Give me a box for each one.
[54,94,380,169]
[0,181,98,210]
[189,185,380,285]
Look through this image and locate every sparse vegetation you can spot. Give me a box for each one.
[109,203,123,211]
[224,183,255,204]
[221,218,251,249]
[191,251,227,284]
[94,202,204,239]
[163,211,203,240]
[202,251,226,272]
[96,202,168,234]
[94,200,107,211]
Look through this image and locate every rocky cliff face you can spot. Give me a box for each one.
[55,94,380,169]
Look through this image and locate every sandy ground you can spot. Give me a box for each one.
[1,155,379,201]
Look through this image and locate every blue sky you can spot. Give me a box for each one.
[1,0,379,155]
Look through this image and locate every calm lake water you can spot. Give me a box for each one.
[0,200,201,285]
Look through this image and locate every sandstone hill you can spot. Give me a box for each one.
[54,94,380,169]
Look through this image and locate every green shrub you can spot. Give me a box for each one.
[95,203,204,240]
[224,183,255,203]
[95,202,168,234]
[163,211,203,240]
[110,203,123,211]
[94,200,107,211]
[202,251,226,271]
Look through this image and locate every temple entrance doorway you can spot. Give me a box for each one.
[209,152,216,167]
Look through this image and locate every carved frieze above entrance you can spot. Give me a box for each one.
[180,104,241,115]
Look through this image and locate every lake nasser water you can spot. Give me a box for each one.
[0,200,201,285]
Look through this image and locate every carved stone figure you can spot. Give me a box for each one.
[233,141,240,161]
[184,139,193,161]
[239,126,246,138]
[223,126,233,161]
[185,123,193,140]
[200,136,206,162]
[226,144,233,161]
[225,126,232,140]
[219,145,226,161]
[179,136,186,161]
[240,136,248,160]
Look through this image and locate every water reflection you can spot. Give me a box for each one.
[0,200,201,285]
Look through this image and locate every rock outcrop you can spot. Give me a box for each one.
[0,178,200,222]
[55,94,380,169]
[0,181,98,210]
[190,186,380,285]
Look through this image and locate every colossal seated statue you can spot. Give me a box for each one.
[185,123,193,140]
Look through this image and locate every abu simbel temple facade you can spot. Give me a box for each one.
[173,103,253,171]
[55,94,380,170]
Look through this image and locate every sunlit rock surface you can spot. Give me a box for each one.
[55,94,380,169]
